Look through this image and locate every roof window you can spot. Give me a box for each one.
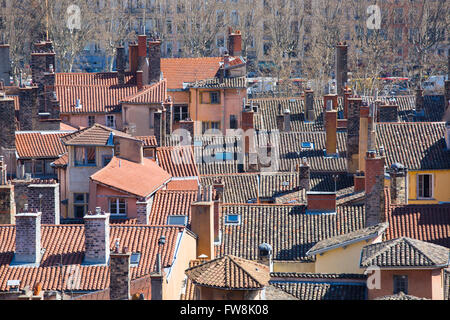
[167,215,188,226]
[225,214,241,225]
[130,252,141,267]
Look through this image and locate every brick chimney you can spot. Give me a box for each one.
[116,46,126,85]
[0,158,15,224]
[283,109,291,132]
[213,179,224,242]
[336,42,348,96]
[136,199,150,224]
[18,86,39,131]
[307,192,337,213]
[109,247,131,300]
[27,182,60,224]
[0,95,16,149]
[304,89,315,122]
[358,104,370,172]
[323,94,338,111]
[347,97,362,173]
[190,202,214,260]
[325,105,338,156]
[83,208,110,265]
[378,103,399,122]
[14,209,41,265]
[148,40,161,83]
[136,70,143,90]
[298,157,310,191]
[343,88,352,119]
[365,151,386,227]
[242,108,255,131]
[31,41,56,113]
[257,243,273,270]
[129,43,139,74]
[0,44,11,85]
[137,35,149,85]
[228,28,242,57]
[276,114,284,131]
[415,88,424,115]
[354,171,365,193]
[389,163,408,205]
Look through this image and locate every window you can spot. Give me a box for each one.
[216,34,225,48]
[225,214,241,225]
[149,110,154,129]
[231,10,239,25]
[210,92,220,104]
[102,155,112,167]
[167,215,188,226]
[109,198,127,216]
[88,116,95,127]
[73,193,88,218]
[202,121,221,133]
[45,160,54,175]
[230,115,237,129]
[24,161,32,174]
[166,42,173,57]
[200,91,220,104]
[166,20,172,34]
[393,275,408,294]
[173,105,189,122]
[74,147,96,166]
[418,174,433,199]
[130,252,141,266]
[106,115,115,128]
[301,142,314,149]
[34,160,44,175]
[143,148,155,159]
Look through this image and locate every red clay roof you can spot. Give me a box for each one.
[120,80,167,104]
[6,95,19,111]
[161,57,223,90]
[136,136,158,147]
[15,132,69,159]
[55,72,136,86]
[386,204,450,248]
[157,146,199,178]
[149,190,197,225]
[0,224,184,292]
[166,179,199,191]
[62,123,132,146]
[90,157,171,198]
[52,153,68,167]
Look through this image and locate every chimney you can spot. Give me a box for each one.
[27,182,60,225]
[368,103,376,151]
[325,105,338,156]
[148,40,162,83]
[358,104,370,172]
[116,46,126,85]
[298,157,310,191]
[109,249,131,300]
[390,163,408,205]
[343,88,352,119]
[354,171,365,193]
[136,70,143,90]
[31,41,56,111]
[18,86,39,131]
[336,42,348,96]
[154,110,165,147]
[0,95,16,148]
[190,202,214,260]
[150,252,166,300]
[257,243,273,271]
[378,103,399,122]
[136,199,150,224]
[304,89,315,122]
[228,29,242,57]
[242,108,255,132]
[347,97,362,173]
[283,109,291,132]
[128,43,139,74]
[364,151,386,227]
[307,192,337,213]
[137,35,150,85]
[415,88,424,115]
[323,94,338,111]
[0,44,11,85]
[178,119,195,144]
[213,179,224,242]
[14,209,41,265]
[83,208,110,265]
[276,114,284,131]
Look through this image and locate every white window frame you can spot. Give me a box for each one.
[106,115,116,129]
[109,198,127,216]
[417,173,433,200]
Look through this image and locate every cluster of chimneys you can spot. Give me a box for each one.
[116,35,162,89]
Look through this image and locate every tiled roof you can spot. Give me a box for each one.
[185,76,246,89]
[62,123,132,146]
[269,273,367,300]
[136,136,158,147]
[360,237,450,268]
[55,72,136,86]
[375,122,449,170]
[15,131,69,159]
[385,204,450,248]
[90,157,171,198]
[60,122,80,131]
[51,153,69,167]
[149,190,197,226]
[375,292,428,300]
[217,204,366,261]
[0,225,184,292]
[306,223,388,256]
[6,95,20,111]
[166,179,199,191]
[156,146,199,177]
[185,255,270,290]
[161,57,223,90]
[181,259,203,300]
[119,80,167,104]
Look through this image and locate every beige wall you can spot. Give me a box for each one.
[273,261,315,273]
[198,286,262,300]
[122,103,160,137]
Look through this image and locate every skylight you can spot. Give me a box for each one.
[130,252,141,266]
[301,142,314,149]
[225,214,241,225]
[167,215,188,226]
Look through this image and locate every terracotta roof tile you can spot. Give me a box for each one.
[136,136,158,147]
[62,123,132,146]
[15,132,69,159]
[166,179,199,191]
[156,146,199,177]
[149,190,197,226]
[55,72,136,86]
[90,157,171,198]
[185,255,270,290]
[51,153,68,167]
[120,80,167,104]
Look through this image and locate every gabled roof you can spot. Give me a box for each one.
[161,57,223,90]
[360,237,450,268]
[375,122,449,170]
[55,72,136,86]
[90,157,171,198]
[51,153,68,168]
[119,80,167,104]
[149,190,197,226]
[0,225,185,292]
[306,223,388,256]
[15,131,70,159]
[61,123,132,146]
[185,255,270,290]
[156,146,199,177]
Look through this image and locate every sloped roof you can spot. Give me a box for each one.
[306,223,388,256]
[375,292,428,300]
[62,123,133,146]
[161,57,223,90]
[185,255,270,290]
[375,122,449,170]
[120,80,167,104]
[55,72,136,86]
[149,190,197,226]
[156,146,199,177]
[136,135,158,147]
[15,131,69,159]
[186,76,246,89]
[360,237,450,268]
[0,225,185,292]
[51,153,69,167]
[90,157,171,198]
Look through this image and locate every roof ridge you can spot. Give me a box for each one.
[228,255,266,287]
[362,238,401,266]
[402,237,446,265]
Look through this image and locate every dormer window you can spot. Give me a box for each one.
[225,214,241,225]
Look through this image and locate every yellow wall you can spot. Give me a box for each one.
[408,170,450,204]
[273,261,315,273]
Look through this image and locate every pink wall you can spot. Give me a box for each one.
[62,113,123,130]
